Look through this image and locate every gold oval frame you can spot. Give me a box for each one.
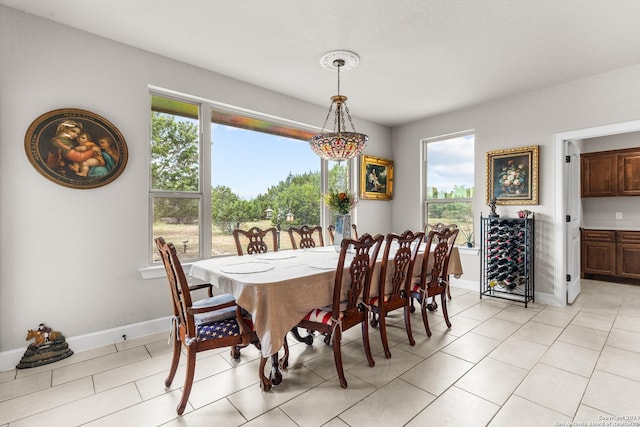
[24,108,128,189]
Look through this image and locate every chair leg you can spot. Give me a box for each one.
[378,309,392,359]
[332,328,348,388]
[177,347,196,415]
[446,276,452,300]
[164,338,181,388]
[441,293,452,329]
[420,299,432,337]
[362,317,375,367]
[280,337,290,369]
[370,311,378,327]
[404,304,415,347]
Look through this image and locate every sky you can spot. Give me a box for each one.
[425,134,475,193]
[211,124,475,200]
[211,124,319,199]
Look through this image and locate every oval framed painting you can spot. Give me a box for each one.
[24,108,128,189]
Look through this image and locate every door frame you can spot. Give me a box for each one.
[553,119,640,306]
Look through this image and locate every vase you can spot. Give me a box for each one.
[334,213,352,249]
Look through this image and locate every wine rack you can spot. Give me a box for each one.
[480,215,535,307]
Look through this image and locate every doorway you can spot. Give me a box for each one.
[553,119,640,306]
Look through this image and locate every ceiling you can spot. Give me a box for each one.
[3,0,640,127]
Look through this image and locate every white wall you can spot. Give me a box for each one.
[392,64,640,302]
[0,6,392,360]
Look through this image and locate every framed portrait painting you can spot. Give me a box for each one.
[486,145,539,205]
[360,155,393,200]
[24,108,128,189]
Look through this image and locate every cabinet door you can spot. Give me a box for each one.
[618,152,640,196]
[581,242,616,276]
[581,153,618,197]
[616,243,640,279]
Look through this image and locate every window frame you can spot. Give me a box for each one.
[421,131,475,245]
[149,88,350,264]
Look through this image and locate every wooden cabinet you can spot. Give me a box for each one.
[619,151,640,196]
[581,230,616,276]
[581,229,640,283]
[581,148,640,197]
[616,231,640,280]
[581,152,617,197]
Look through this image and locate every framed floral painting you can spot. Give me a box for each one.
[24,108,128,189]
[360,155,393,200]
[486,145,539,205]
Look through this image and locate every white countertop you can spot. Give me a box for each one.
[582,225,640,231]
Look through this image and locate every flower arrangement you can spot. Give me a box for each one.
[323,190,357,215]
[497,160,528,195]
[517,209,532,218]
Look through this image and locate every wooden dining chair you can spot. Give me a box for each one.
[425,222,459,299]
[369,230,424,358]
[288,233,384,388]
[288,225,324,249]
[351,223,359,239]
[410,227,458,337]
[232,226,278,255]
[155,237,260,415]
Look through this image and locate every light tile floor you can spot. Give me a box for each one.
[2,279,640,426]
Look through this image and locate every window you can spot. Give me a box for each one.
[423,133,475,245]
[150,92,349,263]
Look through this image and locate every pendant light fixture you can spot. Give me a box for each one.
[309,50,368,161]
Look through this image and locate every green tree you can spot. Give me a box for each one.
[151,112,201,222]
[211,186,254,234]
[151,112,199,191]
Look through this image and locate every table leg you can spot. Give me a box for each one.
[270,353,282,385]
[259,357,272,391]
[259,352,283,392]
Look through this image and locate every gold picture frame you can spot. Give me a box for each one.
[24,108,128,189]
[486,145,539,205]
[360,155,393,200]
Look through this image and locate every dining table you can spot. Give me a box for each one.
[189,242,462,389]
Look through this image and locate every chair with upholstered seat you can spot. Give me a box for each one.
[289,233,384,388]
[155,237,259,415]
[370,230,424,358]
[410,227,458,337]
[424,222,459,300]
[288,225,324,249]
[232,226,278,255]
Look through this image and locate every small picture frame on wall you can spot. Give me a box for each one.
[486,145,539,205]
[24,108,128,189]
[360,155,393,200]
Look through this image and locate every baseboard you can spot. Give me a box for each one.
[450,278,560,307]
[0,316,170,372]
[450,277,478,293]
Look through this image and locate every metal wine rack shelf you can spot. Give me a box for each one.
[480,215,535,307]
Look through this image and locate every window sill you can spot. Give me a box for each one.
[139,262,198,280]
[457,245,480,256]
[140,264,169,280]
